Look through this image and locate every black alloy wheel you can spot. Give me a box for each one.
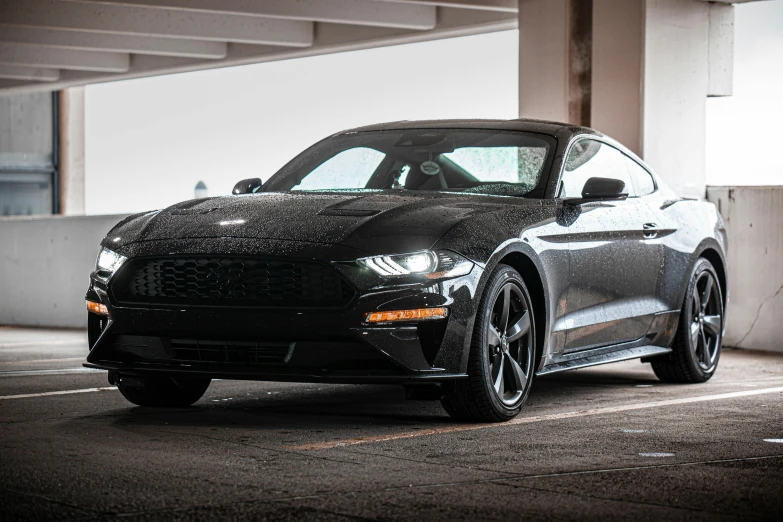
[442,264,536,422]
[690,270,723,370]
[652,258,724,383]
[487,281,534,406]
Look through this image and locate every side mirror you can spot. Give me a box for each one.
[564,177,628,205]
[232,178,263,195]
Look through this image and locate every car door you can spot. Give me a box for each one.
[558,138,663,352]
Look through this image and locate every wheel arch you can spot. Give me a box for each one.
[497,252,548,371]
[698,247,728,310]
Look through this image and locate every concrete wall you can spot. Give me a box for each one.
[0,214,126,328]
[707,186,783,353]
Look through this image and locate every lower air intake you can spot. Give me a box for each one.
[169,339,293,365]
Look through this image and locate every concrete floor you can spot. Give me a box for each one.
[1,327,782,521]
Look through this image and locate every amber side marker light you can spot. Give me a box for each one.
[365,307,448,324]
[86,300,109,316]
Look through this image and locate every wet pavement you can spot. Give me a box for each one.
[1,327,782,521]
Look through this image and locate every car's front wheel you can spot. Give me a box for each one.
[441,264,536,422]
[117,376,211,407]
[652,258,724,383]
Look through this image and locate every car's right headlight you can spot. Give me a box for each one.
[359,250,473,279]
[94,247,127,283]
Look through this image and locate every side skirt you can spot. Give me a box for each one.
[537,340,671,376]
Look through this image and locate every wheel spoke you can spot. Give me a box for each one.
[506,311,530,342]
[506,353,528,392]
[703,315,721,337]
[700,329,711,365]
[498,285,511,331]
[487,326,501,348]
[493,354,505,395]
[690,320,700,348]
[701,274,713,311]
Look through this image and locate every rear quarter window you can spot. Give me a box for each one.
[624,157,656,196]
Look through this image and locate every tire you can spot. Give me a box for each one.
[441,264,536,422]
[652,258,724,383]
[118,376,211,407]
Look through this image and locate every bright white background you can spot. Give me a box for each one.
[85,1,783,215]
[85,32,519,214]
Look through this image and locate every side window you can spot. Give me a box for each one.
[560,139,635,198]
[293,147,385,191]
[624,157,656,196]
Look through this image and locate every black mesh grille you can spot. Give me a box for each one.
[112,257,355,308]
[169,339,292,365]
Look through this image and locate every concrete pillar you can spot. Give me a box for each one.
[58,87,85,215]
[591,0,644,156]
[642,0,710,199]
[520,0,735,199]
[518,0,592,126]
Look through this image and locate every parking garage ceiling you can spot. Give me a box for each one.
[0,0,521,94]
[0,0,758,95]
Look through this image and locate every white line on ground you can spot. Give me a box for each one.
[0,387,117,400]
[0,339,86,348]
[0,368,102,377]
[290,386,783,450]
[0,357,85,365]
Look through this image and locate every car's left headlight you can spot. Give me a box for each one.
[94,247,127,282]
[359,250,473,279]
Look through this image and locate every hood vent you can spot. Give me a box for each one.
[317,209,379,217]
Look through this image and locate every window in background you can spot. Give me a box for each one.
[0,92,56,216]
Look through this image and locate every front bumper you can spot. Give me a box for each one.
[85,240,482,384]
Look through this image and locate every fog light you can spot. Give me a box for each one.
[86,300,109,316]
[365,307,448,323]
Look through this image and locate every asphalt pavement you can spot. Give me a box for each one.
[1,326,782,521]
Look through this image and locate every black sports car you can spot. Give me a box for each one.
[85,119,728,422]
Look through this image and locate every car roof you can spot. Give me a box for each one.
[337,118,604,140]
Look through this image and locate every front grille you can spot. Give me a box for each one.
[169,339,292,365]
[112,256,355,308]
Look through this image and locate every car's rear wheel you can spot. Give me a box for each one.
[441,264,536,422]
[652,258,724,383]
[118,376,211,407]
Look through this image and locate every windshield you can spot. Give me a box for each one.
[263,129,553,197]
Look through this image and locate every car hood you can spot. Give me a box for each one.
[105,192,509,255]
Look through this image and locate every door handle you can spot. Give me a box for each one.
[643,223,659,239]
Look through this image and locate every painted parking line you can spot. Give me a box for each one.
[0,387,117,400]
[0,357,86,365]
[289,386,783,451]
[0,367,101,377]
[0,339,85,348]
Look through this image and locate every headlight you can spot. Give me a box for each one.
[94,247,127,282]
[359,250,473,279]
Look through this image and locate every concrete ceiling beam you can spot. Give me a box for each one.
[373,0,518,12]
[0,64,60,82]
[0,26,228,60]
[67,0,437,31]
[0,43,130,72]
[0,8,517,95]
[0,0,314,47]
